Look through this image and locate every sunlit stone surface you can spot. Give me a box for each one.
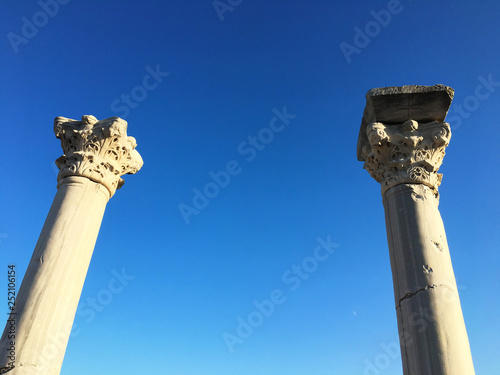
[358,85,475,375]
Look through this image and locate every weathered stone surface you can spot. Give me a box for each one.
[357,84,454,161]
[398,287,474,374]
[54,115,143,197]
[382,184,474,375]
[358,86,475,375]
[0,177,109,375]
[385,186,474,374]
[362,120,450,195]
[0,116,142,375]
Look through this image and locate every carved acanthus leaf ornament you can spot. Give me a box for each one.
[361,120,451,195]
[54,115,143,196]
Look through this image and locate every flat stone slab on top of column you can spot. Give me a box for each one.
[357,84,454,161]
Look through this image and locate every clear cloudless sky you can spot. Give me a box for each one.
[1,1,499,374]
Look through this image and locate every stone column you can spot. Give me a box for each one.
[357,85,475,374]
[0,116,143,375]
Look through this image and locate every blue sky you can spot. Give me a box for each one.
[1,1,499,374]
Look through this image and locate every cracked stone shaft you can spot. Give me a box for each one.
[384,184,474,374]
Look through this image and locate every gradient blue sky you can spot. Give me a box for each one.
[1,1,499,374]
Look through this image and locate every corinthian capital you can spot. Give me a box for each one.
[54,115,143,197]
[362,120,450,194]
[357,84,454,195]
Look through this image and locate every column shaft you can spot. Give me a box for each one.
[1,177,109,374]
[383,184,474,374]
